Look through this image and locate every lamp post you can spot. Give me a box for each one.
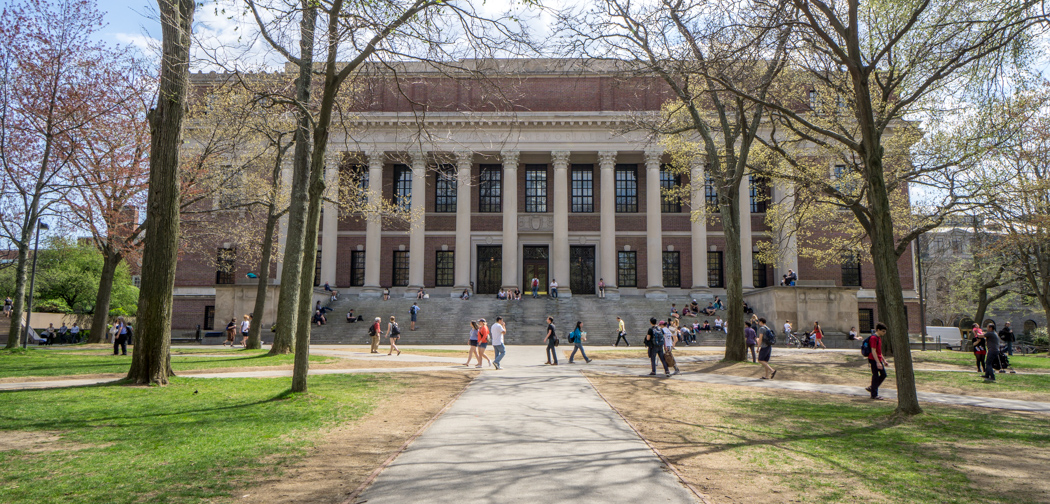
[22,221,48,349]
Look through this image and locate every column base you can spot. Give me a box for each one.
[602,288,620,300]
[644,288,668,300]
[550,288,572,299]
[359,287,383,298]
[689,288,712,300]
[404,285,424,299]
[451,285,471,298]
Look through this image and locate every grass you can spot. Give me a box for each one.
[0,348,339,379]
[914,350,1050,370]
[0,374,397,504]
[590,376,1050,504]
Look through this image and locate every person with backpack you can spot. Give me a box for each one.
[368,317,381,353]
[982,322,1001,383]
[645,317,670,377]
[614,316,629,346]
[568,321,592,364]
[543,316,558,365]
[757,318,777,379]
[385,316,401,356]
[531,276,540,298]
[409,303,420,331]
[863,322,888,400]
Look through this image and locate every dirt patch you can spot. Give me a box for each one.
[236,371,476,504]
[0,430,108,453]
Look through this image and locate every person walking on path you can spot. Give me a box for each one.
[972,324,987,373]
[757,318,777,380]
[783,319,793,344]
[464,321,480,366]
[239,314,250,347]
[983,322,1001,382]
[744,321,758,363]
[645,317,670,377]
[3,296,10,317]
[543,316,559,365]
[598,278,606,298]
[1000,322,1015,356]
[664,320,680,375]
[812,321,826,350]
[491,317,507,369]
[386,316,402,356]
[368,317,382,353]
[113,317,129,356]
[224,318,236,347]
[409,303,420,331]
[568,321,592,364]
[614,316,629,346]
[865,322,888,400]
[476,318,492,368]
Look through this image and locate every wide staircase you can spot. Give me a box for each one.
[310,294,732,346]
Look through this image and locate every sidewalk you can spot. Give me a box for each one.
[352,346,699,504]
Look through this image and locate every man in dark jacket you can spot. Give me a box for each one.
[983,322,1001,382]
[999,322,1015,356]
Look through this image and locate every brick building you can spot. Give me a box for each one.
[173,59,920,336]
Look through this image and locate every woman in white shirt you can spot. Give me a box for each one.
[239,314,251,347]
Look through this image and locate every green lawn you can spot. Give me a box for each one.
[0,374,394,504]
[913,350,1050,370]
[0,348,339,379]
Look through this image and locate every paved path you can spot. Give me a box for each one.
[352,346,699,504]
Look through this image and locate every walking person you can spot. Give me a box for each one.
[999,322,1015,356]
[812,321,826,349]
[476,318,492,368]
[409,302,420,331]
[568,321,592,364]
[745,321,758,363]
[645,317,670,377]
[614,316,629,346]
[983,322,1001,382]
[664,320,680,375]
[543,316,558,365]
[239,314,250,347]
[865,322,889,400]
[368,317,381,353]
[757,318,777,380]
[464,320,480,366]
[3,296,10,317]
[598,278,606,298]
[385,316,401,356]
[972,324,987,373]
[491,317,507,369]
[113,317,129,356]
[783,319,793,344]
[224,318,236,347]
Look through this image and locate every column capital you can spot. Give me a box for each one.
[551,151,571,167]
[598,150,617,168]
[366,149,385,167]
[325,151,344,168]
[454,150,473,168]
[409,150,427,169]
[644,149,664,168]
[500,150,520,167]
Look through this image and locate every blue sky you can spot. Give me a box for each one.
[94,1,160,50]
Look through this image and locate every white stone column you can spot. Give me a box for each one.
[739,173,754,289]
[319,152,340,288]
[452,151,472,296]
[275,163,293,281]
[362,149,384,296]
[773,181,799,282]
[644,149,667,298]
[598,151,618,298]
[551,151,571,298]
[407,151,427,294]
[690,162,709,292]
[501,151,520,291]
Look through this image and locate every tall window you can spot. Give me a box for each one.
[832,164,856,193]
[479,164,502,212]
[858,308,874,334]
[313,250,321,287]
[342,164,368,191]
[753,255,769,288]
[749,176,768,213]
[392,251,410,286]
[435,251,454,286]
[571,164,594,212]
[842,252,862,287]
[660,165,681,213]
[434,164,457,213]
[662,251,681,288]
[614,164,638,213]
[525,165,548,212]
[350,251,366,286]
[393,164,412,208]
[808,89,820,113]
[204,306,215,330]
[707,251,724,288]
[618,251,637,287]
[705,174,719,211]
[216,248,235,285]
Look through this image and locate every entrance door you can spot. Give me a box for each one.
[522,246,549,295]
[476,245,502,294]
[570,245,595,294]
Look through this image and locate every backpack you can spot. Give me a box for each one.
[367,324,377,337]
[409,305,418,315]
[653,329,665,348]
[761,326,775,346]
[860,336,872,357]
[390,323,400,336]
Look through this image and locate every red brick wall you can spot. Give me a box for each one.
[172,296,214,330]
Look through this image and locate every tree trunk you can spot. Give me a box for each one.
[246,207,278,350]
[268,6,317,356]
[89,249,122,344]
[721,186,747,362]
[127,0,194,385]
[291,169,323,393]
[4,245,30,349]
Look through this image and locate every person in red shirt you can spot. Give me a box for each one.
[475,318,492,368]
[866,322,889,400]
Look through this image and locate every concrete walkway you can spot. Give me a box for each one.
[352,346,699,504]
